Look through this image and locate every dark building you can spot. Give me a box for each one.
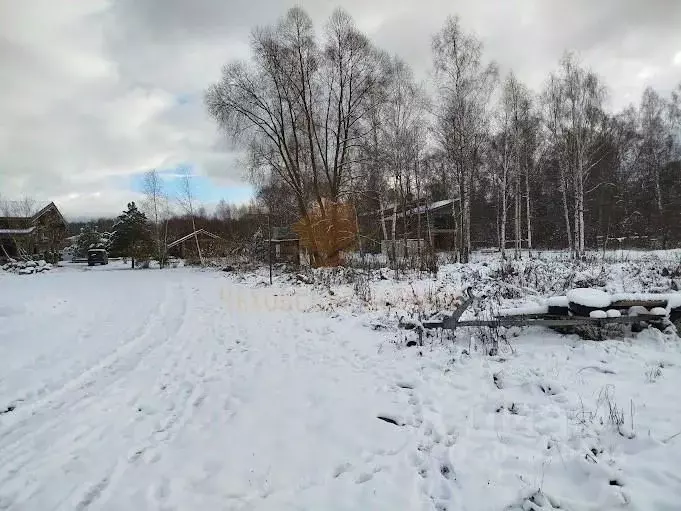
[269,226,301,264]
[166,229,228,261]
[0,202,68,261]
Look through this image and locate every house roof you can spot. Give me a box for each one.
[271,226,299,240]
[0,227,36,236]
[166,229,224,249]
[32,202,67,226]
[360,199,459,220]
[0,201,67,227]
[404,199,457,216]
[376,198,460,221]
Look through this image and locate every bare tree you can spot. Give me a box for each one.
[378,57,427,267]
[432,16,498,263]
[490,75,517,258]
[206,7,388,266]
[542,54,608,257]
[633,86,681,246]
[543,73,574,255]
[177,170,204,265]
[142,169,170,267]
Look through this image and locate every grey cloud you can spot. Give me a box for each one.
[1,0,679,218]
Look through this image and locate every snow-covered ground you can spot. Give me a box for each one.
[2,261,681,510]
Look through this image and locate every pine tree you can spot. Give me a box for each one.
[76,224,108,258]
[110,202,154,268]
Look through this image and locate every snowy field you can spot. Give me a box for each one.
[2,260,681,510]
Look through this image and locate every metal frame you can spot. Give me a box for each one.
[422,289,666,330]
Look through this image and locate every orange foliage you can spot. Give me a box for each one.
[293,199,358,267]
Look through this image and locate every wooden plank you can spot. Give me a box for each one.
[442,289,475,329]
[423,314,664,330]
[611,299,667,309]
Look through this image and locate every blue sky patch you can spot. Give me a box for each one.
[129,166,253,205]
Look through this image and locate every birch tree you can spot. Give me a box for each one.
[177,171,203,265]
[543,53,607,257]
[379,57,427,265]
[142,169,170,267]
[635,86,681,246]
[206,7,388,266]
[432,16,497,262]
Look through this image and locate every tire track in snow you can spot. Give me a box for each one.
[0,282,173,442]
[62,281,196,511]
[0,281,189,506]
[123,285,220,466]
[67,281,214,510]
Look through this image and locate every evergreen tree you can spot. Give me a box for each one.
[110,202,154,268]
[76,224,108,258]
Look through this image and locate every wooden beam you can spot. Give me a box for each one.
[424,314,664,330]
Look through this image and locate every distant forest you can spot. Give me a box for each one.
[201,7,680,262]
[71,8,681,263]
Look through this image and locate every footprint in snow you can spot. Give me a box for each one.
[332,462,352,478]
[355,472,373,484]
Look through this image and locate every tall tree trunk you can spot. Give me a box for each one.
[578,167,585,256]
[379,200,389,251]
[574,154,585,258]
[514,179,521,259]
[458,168,465,263]
[654,167,665,248]
[560,167,573,256]
[462,168,471,263]
[573,178,580,258]
[496,185,501,254]
[391,203,398,271]
[525,163,532,250]
[400,173,409,263]
[500,171,507,260]
[414,161,423,269]
[191,216,203,265]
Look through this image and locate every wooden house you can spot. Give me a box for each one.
[360,199,460,255]
[0,202,68,261]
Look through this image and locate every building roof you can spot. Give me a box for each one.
[404,199,457,216]
[271,226,299,240]
[33,202,67,226]
[0,201,67,227]
[0,227,36,236]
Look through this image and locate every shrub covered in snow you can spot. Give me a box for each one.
[1,260,53,275]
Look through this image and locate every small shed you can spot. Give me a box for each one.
[167,229,227,260]
[269,226,301,265]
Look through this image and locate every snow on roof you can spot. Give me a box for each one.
[0,227,36,235]
[32,202,67,226]
[400,199,455,217]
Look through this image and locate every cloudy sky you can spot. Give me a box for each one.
[1,0,680,219]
